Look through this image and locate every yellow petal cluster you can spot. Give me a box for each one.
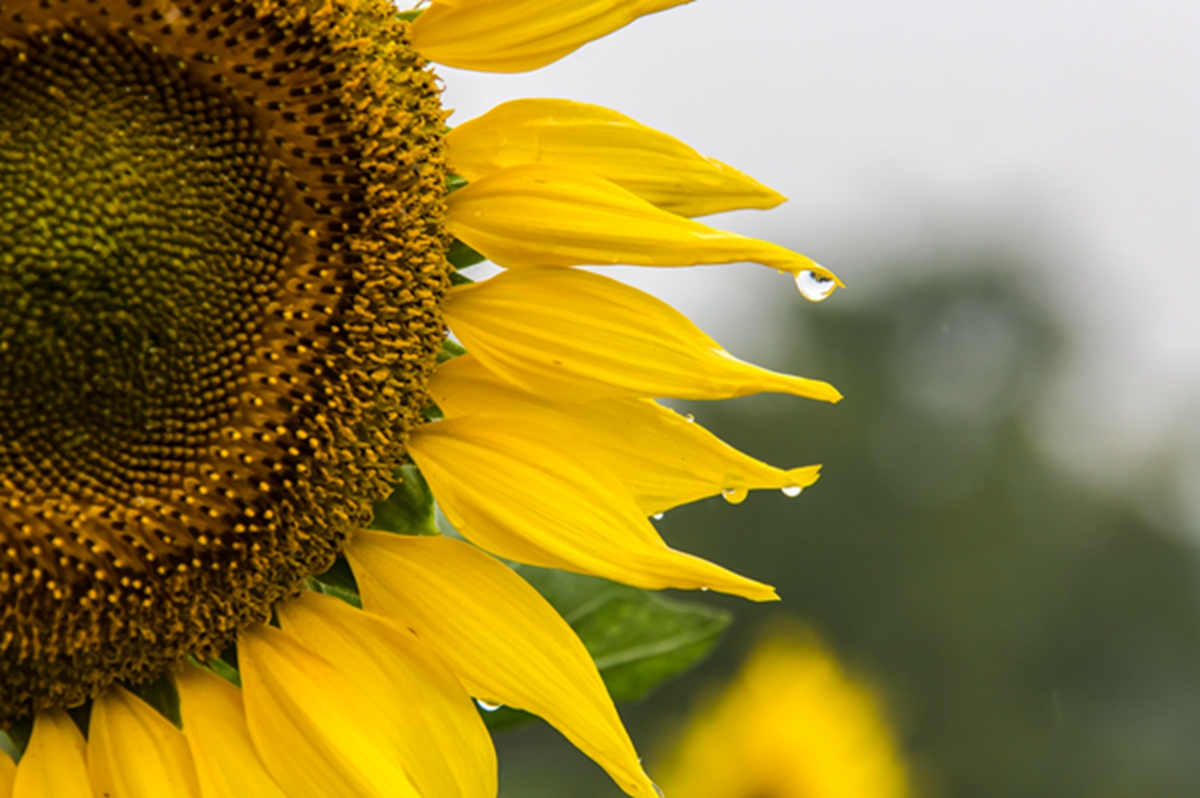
[413,0,692,72]
[2,0,845,795]
[447,164,837,280]
[442,267,842,403]
[448,99,785,217]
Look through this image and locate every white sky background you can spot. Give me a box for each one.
[438,0,1200,526]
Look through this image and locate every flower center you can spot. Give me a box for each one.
[0,0,448,721]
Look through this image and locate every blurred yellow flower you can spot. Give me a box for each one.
[655,632,911,798]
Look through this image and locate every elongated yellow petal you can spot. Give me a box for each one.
[239,623,421,798]
[0,751,12,798]
[446,164,838,285]
[432,355,822,514]
[12,710,92,798]
[88,686,200,798]
[174,667,290,798]
[443,267,842,403]
[277,593,496,798]
[412,0,690,73]
[345,532,658,798]
[409,415,777,599]
[448,99,784,217]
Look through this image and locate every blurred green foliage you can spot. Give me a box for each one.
[495,254,1200,797]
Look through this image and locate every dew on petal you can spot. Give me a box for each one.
[781,485,804,498]
[475,699,503,712]
[721,487,749,505]
[795,269,837,302]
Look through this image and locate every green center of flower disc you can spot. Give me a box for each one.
[0,0,448,721]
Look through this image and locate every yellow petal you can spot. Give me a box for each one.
[88,685,201,798]
[446,164,838,286]
[0,750,12,798]
[409,415,778,600]
[277,592,496,798]
[448,99,784,217]
[432,355,822,514]
[442,267,842,403]
[345,532,658,798]
[238,623,421,798]
[174,666,290,798]
[412,0,690,73]
[12,710,92,798]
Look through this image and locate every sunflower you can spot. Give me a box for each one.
[653,630,912,798]
[0,0,842,795]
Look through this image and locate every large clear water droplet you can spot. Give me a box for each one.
[795,269,837,302]
[475,699,503,712]
[721,487,748,505]
[781,485,803,498]
[652,512,665,521]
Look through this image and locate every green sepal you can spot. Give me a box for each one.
[370,464,440,537]
[481,567,731,731]
[0,728,19,762]
[307,577,364,610]
[438,339,467,363]
[125,672,182,729]
[308,555,364,609]
[446,174,468,193]
[204,657,243,688]
[448,238,486,271]
[2,718,31,760]
[396,8,424,22]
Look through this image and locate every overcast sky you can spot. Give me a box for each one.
[439,0,1200,526]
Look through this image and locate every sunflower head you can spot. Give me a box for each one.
[0,0,448,720]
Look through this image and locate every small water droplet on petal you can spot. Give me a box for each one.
[795,269,837,302]
[781,485,803,498]
[721,487,748,505]
[652,513,664,521]
[653,783,666,797]
[684,414,695,423]
[475,699,503,712]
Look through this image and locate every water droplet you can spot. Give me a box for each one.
[653,783,666,797]
[475,699,502,712]
[700,587,710,592]
[781,485,803,498]
[795,269,837,302]
[652,513,664,521]
[721,487,748,505]
[684,414,695,423]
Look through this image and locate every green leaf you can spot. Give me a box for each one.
[522,567,732,701]
[481,567,731,731]
[448,238,486,271]
[370,464,439,537]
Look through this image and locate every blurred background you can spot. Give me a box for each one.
[439,1,1200,795]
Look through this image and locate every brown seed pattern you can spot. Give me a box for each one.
[0,0,448,720]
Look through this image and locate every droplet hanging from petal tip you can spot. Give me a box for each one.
[795,269,839,302]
